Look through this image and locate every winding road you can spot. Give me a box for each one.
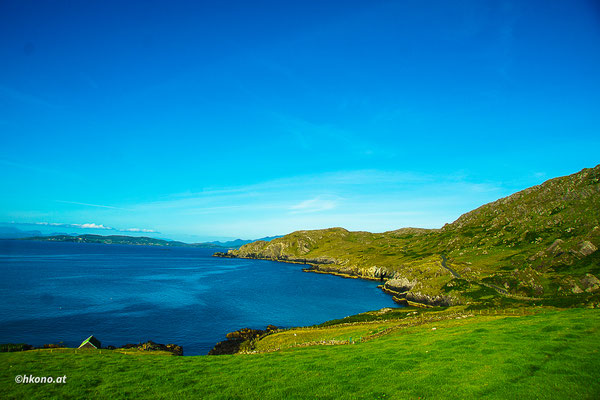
[440,255,542,300]
[440,254,461,278]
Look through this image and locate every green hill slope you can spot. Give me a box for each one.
[2,308,599,399]
[220,165,600,307]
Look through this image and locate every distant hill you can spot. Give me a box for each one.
[221,165,600,307]
[20,234,203,247]
[18,234,281,249]
[0,226,44,239]
[205,236,282,248]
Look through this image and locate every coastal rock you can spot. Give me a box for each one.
[209,325,278,355]
[365,266,392,279]
[120,341,183,356]
[43,343,65,349]
[0,343,34,352]
[308,256,337,264]
[209,338,244,355]
[213,251,234,258]
[384,278,417,292]
[405,291,455,307]
[165,344,184,356]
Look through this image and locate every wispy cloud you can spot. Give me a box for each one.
[289,197,338,213]
[123,169,509,238]
[128,170,427,218]
[5,170,508,240]
[120,228,158,233]
[55,200,129,210]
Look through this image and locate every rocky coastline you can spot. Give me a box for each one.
[0,340,183,356]
[213,252,451,307]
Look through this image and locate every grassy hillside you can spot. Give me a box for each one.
[2,308,599,399]
[223,165,600,307]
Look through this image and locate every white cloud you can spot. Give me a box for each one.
[35,222,112,230]
[131,169,427,212]
[24,221,156,233]
[290,197,337,213]
[121,228,157,233]
[75,223,112,230]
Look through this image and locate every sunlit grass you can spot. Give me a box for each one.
[2,308,599,399]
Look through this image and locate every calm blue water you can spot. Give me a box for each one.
[0,240,397,355]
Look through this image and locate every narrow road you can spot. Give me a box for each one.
[481,282,509,295]
[440,254,461,278]
[441,255,542,300]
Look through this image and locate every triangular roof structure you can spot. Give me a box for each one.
[78,335,101,349]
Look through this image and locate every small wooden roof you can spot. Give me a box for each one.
[79,335,101,349]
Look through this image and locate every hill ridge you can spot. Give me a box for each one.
[218,165,600,307]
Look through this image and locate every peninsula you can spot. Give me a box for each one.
[216,165,600,308]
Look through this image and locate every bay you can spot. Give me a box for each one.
[0,239,398,355]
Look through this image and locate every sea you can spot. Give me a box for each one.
[0,239,398,355]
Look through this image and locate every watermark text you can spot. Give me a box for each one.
[15,375,67,384]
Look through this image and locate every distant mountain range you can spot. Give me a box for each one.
[0,226,45,239]
[11,233,281,249]
[203,236,282,248]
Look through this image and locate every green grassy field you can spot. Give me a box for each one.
[2,307,599,399]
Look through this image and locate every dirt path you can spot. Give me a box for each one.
[441,255,543,301]
[440,254,461,278]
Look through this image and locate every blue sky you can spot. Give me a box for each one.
[1,0,599,241]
